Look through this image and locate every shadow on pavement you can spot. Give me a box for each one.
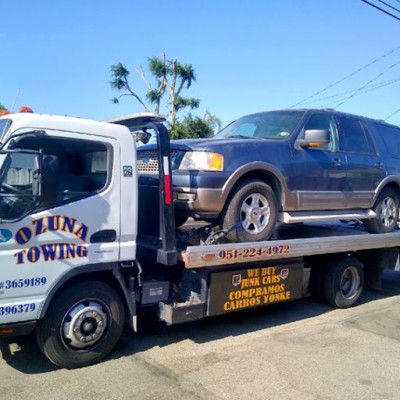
[1,269,399,374]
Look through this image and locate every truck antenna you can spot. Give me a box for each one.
[10,89,20,112]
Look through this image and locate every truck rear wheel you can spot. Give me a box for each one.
[323,256,364,308]
[36,280,125,369]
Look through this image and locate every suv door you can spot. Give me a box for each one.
[336,116,386,208]
[290,113,347,210]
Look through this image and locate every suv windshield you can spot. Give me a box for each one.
[214,111,305,140]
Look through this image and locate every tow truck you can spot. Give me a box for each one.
[0,109,399,368]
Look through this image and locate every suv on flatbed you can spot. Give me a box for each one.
[137,109,400,242]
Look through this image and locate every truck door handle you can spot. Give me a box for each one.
[333,159,342,167]
[375,162,384,169]
[90,229,117,243]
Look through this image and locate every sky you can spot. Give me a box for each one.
[1,0,400,127]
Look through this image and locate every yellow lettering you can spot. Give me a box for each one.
[247,268,260,278]
[261,266,277,276]
[240,277,260,289]
[262,275,281,284]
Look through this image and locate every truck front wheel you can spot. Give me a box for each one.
[323,257,364,308]
[36,280,125,369]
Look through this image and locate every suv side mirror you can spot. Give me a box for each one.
[297,129,330,148]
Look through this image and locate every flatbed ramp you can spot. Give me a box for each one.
[180,223,400,268]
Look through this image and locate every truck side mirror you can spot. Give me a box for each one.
[297,129,330,148]
[136,130,152,145]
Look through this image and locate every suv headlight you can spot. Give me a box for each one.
[179,151,224,171]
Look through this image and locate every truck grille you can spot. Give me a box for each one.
[137,150,179,173]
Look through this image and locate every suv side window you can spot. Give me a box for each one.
[338,117,373,154]
[304,114,338,151]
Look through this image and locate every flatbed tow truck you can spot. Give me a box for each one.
[0,110,399,368]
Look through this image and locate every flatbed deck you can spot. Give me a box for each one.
[180,222,400,269]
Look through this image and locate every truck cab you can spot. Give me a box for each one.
[0,111,176,367]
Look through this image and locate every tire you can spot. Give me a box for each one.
[364,188,399,234]
[36,280,125,369]
[323,257,364,308]
[221,180,277,242]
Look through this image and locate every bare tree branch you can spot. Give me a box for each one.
[135,66,153,91]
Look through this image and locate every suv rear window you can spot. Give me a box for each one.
[373,122,400,159]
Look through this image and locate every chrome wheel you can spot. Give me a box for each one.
[61,300,109,349]
[240,193,271,234]
[379,196,396,227]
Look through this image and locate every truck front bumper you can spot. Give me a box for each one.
[0,321,36,337]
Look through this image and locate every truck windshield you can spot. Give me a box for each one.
[0,119,12,144]
[214,111,305,140]
[0,151,39,221]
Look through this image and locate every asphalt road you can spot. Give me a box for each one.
[1,270,400,400]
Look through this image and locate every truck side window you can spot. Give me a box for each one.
[304,114,338,151]
[13,136,110,208]
[57,145,109,200]
[338,117,372,154]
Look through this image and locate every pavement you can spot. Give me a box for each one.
[1,270,400,400]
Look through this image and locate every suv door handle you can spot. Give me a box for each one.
[333,158,342,167]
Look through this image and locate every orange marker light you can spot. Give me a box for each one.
[19,106,33,113]
[0,328,14,334]
[208,153,223,170]
[0,110,11,116]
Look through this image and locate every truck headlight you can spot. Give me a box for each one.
[179,151,224,171]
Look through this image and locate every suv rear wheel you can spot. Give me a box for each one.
[364,188,399,234]
[221,179,277,242]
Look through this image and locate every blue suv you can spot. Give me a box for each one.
[137,109,400,242]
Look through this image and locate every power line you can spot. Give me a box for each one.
[290,45,400,108]
[334,59,400,109]
[385,107,400,120]
[377,0,400,13]
[360,0,400,21]
[300,78,400,107]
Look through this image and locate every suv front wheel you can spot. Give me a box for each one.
[364,188,399,234]
[221,179,277,242]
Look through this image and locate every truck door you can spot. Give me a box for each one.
[0,133,123,325]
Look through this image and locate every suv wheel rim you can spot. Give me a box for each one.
[380,197,396,227]
[240,193,270,234]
